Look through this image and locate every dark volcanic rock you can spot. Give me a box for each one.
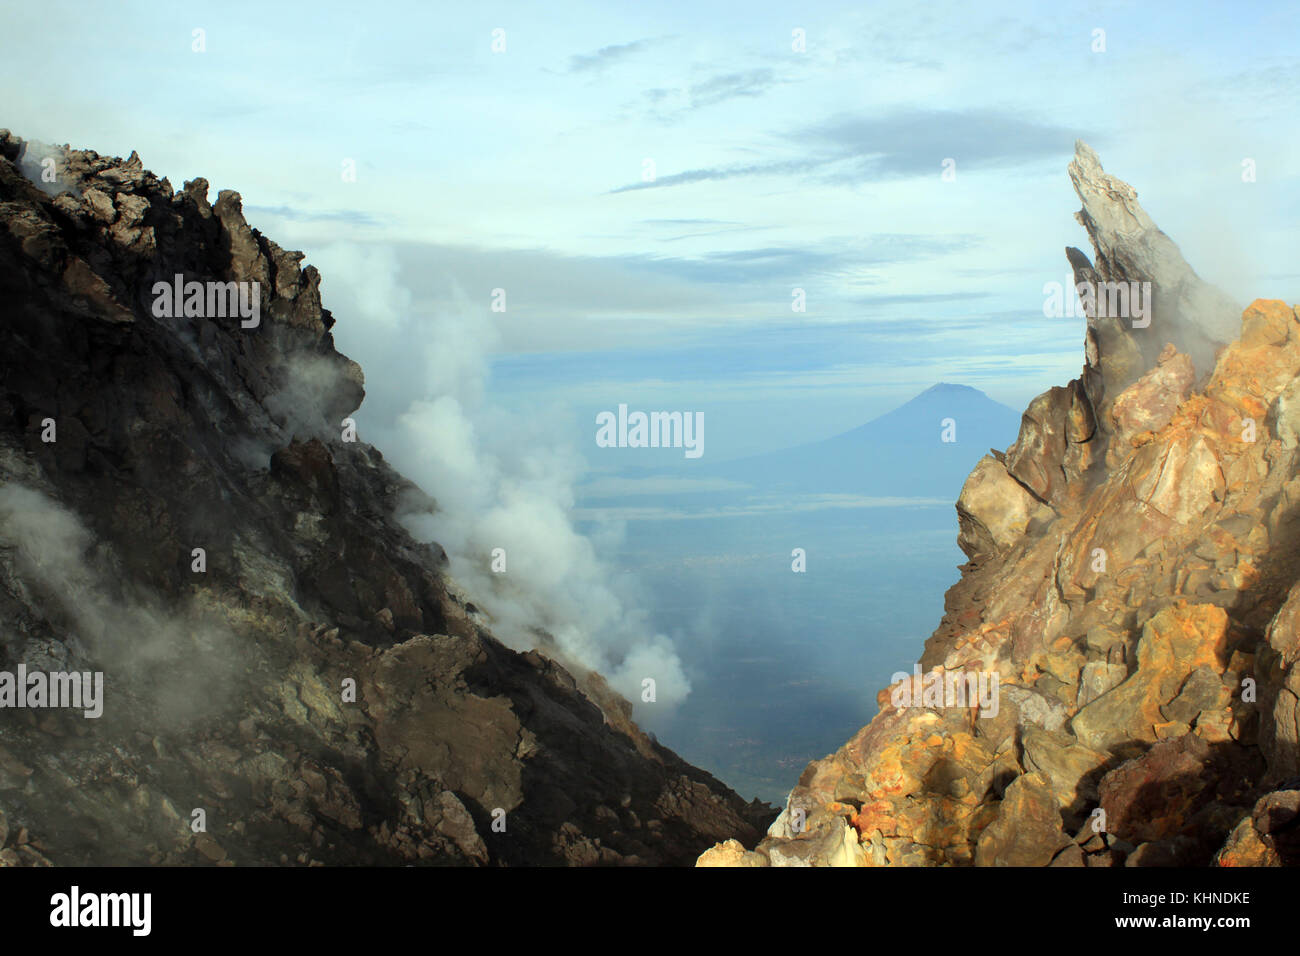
[0,130,773,866]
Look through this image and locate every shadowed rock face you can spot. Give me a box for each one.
[0,130,773,867]
[698,145,1300,869]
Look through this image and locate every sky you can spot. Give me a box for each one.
[3,1,1298,459]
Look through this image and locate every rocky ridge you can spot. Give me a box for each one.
[0,130,772,867]
[699,141,1300,868]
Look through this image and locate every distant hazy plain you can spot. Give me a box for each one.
[577,498,962,803]
[573,384,1018,801]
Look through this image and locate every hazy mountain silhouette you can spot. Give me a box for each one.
[711,383,1022,498]
[578,384,1024,508]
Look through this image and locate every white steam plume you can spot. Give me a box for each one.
[0,483,238,725]
[311,243,691,710]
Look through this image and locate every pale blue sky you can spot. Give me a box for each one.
[4,0,1298,458]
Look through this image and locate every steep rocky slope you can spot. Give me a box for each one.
[0,130,772,866]
[700,141,1300,868]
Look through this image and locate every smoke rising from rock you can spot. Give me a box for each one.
[14,139,74,198]
[311,243,691,710]
[0,483,238,726]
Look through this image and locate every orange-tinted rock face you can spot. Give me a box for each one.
[699,141,1300,868]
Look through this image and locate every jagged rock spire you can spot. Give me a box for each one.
[960,143,1250,552]
[1067,140,1240,406]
